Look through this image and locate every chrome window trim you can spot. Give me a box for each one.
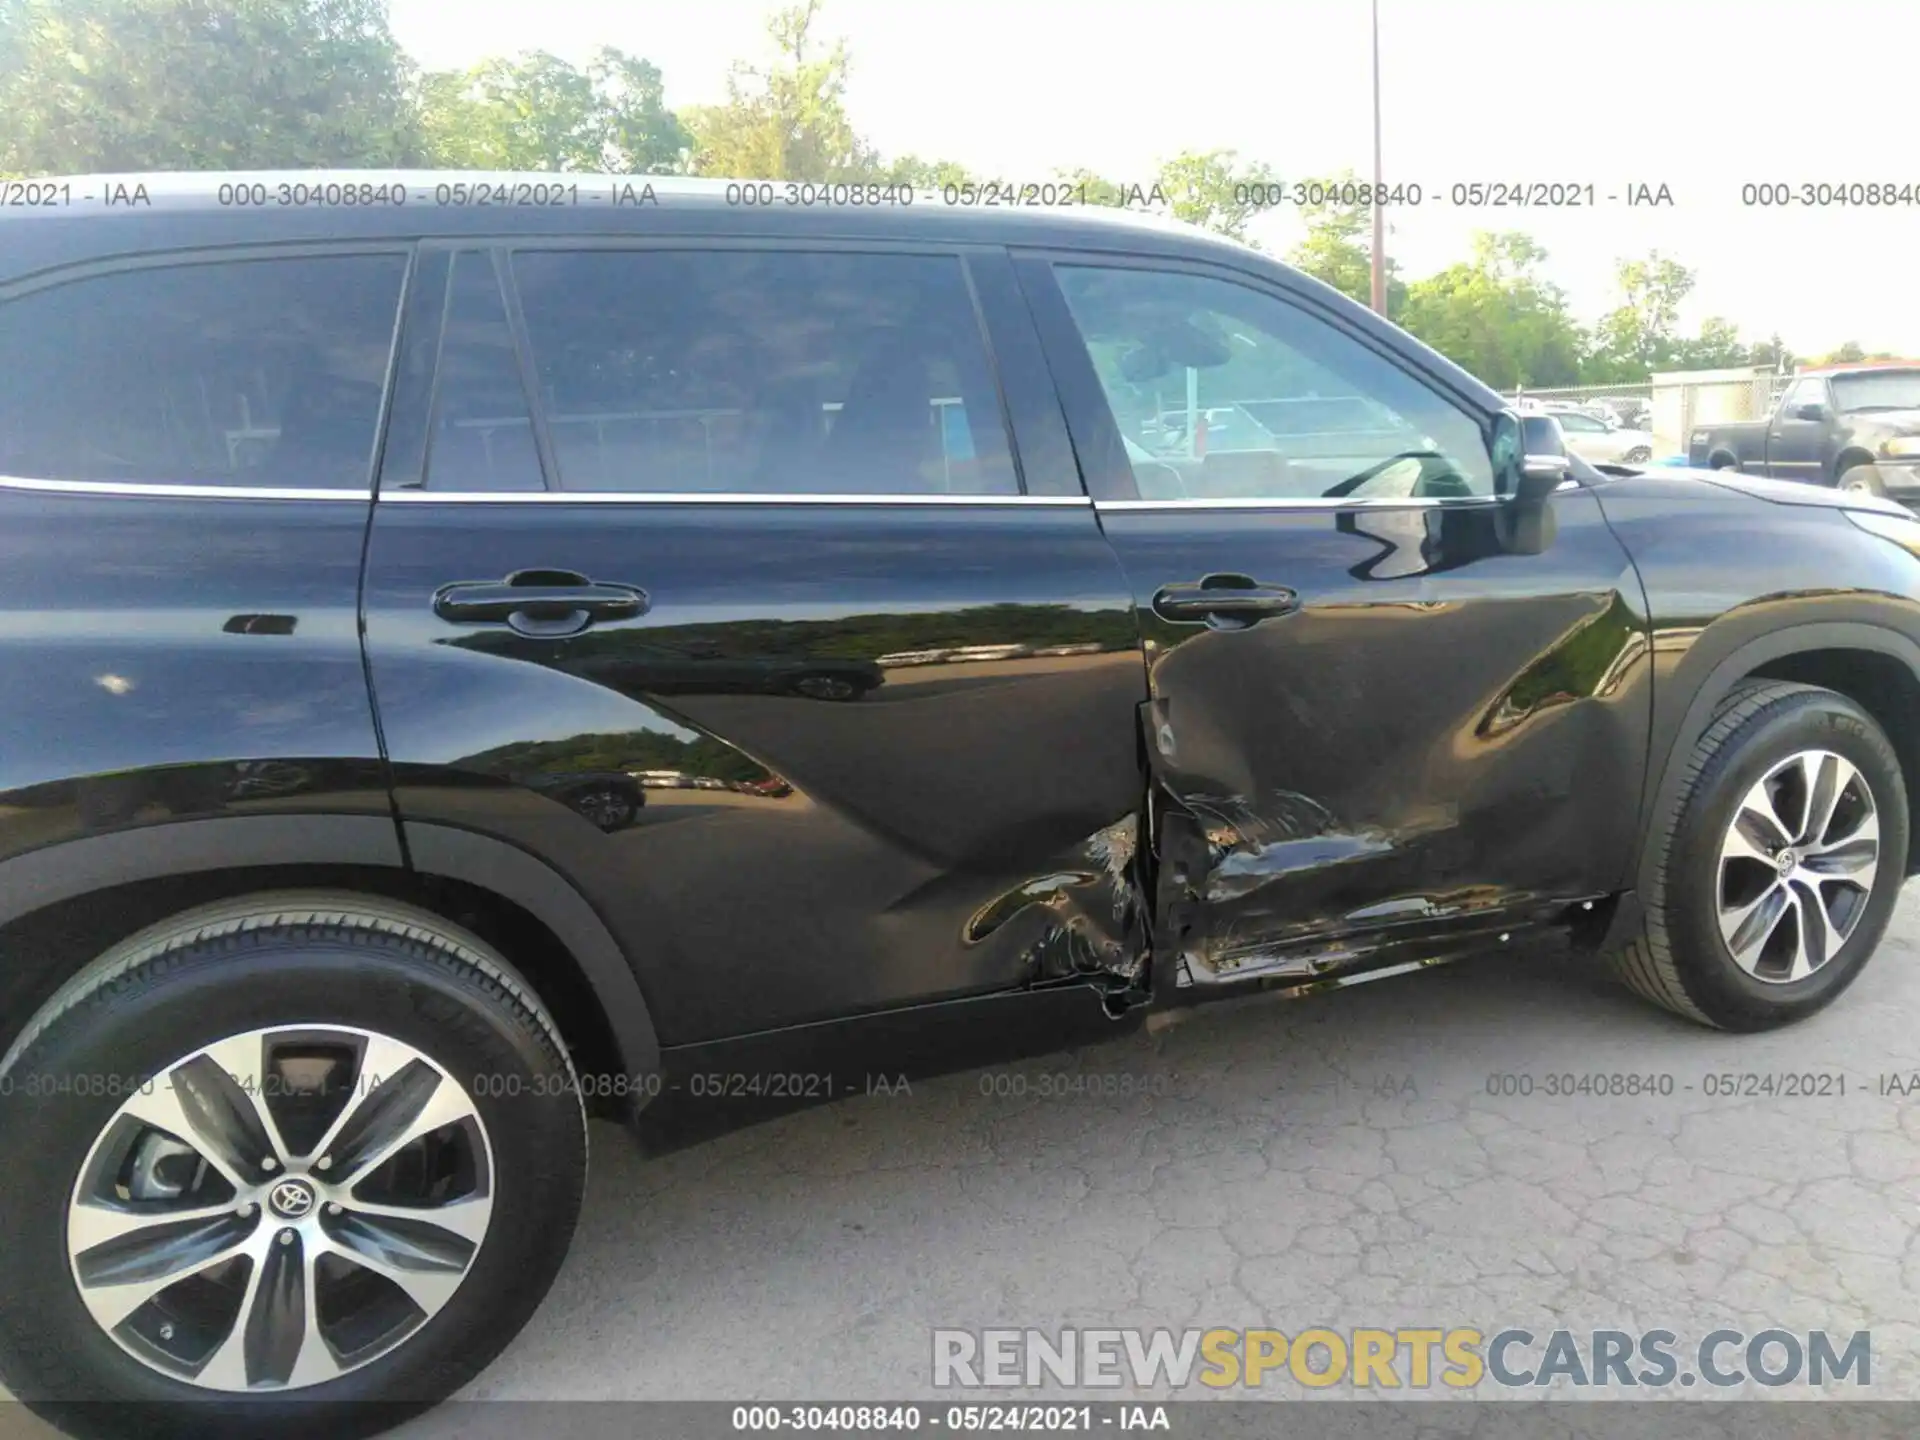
[0,475,1091,505]
[1095,495,1505,511]
[379,489,1089,506]
[0,475,372,501]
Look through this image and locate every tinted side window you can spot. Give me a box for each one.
[1055,265,1494,501]
[424,252,544,492]
[0,255,406,489]
[511,250,1020,495]
[1780,379,1826,414]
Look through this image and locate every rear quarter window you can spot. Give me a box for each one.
[0,254,407,490]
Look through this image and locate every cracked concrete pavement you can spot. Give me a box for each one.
[405,885,1920,1412]
[9,891,1920,1436]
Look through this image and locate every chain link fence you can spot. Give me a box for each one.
[1505,372,1792,459]
[1504,383,1655,430]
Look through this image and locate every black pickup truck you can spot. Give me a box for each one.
[1689,365,1920,503]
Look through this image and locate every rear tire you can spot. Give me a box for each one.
[1606,682,1908,1030]
[0,892,587,1440]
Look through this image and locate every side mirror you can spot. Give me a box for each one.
[1498,413,1570,503]
[1516,452,1571,503]
[1792,402,1828,422]
[1491,412,1563,554]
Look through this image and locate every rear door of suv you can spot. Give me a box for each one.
[359,240,1149,1047]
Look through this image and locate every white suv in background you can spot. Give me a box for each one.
[1549,406,1655,464]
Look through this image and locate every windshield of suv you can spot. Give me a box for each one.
[1830,370,1920,413]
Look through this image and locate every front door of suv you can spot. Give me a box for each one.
[359,243,1147,1047]
[1017,255,1653,989]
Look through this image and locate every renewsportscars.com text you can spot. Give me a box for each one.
[932,1327,1871,1391]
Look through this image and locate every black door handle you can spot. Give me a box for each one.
[1151,574,1299,629]
[433,570,648,638]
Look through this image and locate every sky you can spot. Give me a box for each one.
[387,0,1920,356]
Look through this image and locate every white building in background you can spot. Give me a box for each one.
[1648,366,1775,460]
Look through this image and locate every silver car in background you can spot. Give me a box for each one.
[1548,405,1655,464]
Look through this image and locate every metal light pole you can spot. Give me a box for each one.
[1369,0,1387,316]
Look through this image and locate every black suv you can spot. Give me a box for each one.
[4,173,1920,1437]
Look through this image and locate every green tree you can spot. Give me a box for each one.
[590,50,691,174]
[1669,316,1750,370]
[1055,151,1276,243]
[1749,333,1797,373]
[681,0,879,180]
[1287,169,1405,312]
[1582,251,1694,380]
[1397,232,1583,389]
[1154,149,1276,243]
[1054,167,1128,206]
[1806,342,1903,364]
[1582,252,1775,379]
[0,2,22,83]
[0,0,423,174]
[880,154,972,189]
[418,47,687,172]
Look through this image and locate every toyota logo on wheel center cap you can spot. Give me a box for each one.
[267,1178,316,1218]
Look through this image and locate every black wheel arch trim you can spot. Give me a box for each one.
[1637,618,1920,892]
[400,820,662,1087]
[0,813,663,1097]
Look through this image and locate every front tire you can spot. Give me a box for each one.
[0,893,587,1440]
[1607,682,1909,1030]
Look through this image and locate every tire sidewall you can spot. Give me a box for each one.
[1665,694,1908,1027]
[0,930,585,1427]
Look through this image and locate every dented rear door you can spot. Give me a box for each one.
[1017,253,1652,986]
[361,242,1150,1045]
